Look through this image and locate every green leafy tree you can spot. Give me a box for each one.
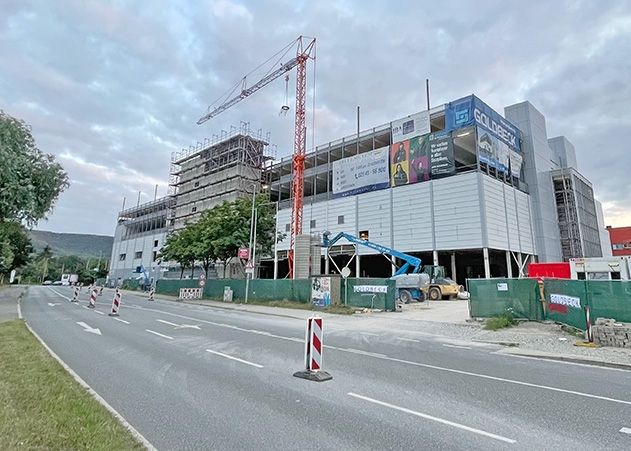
[159,229,196,279]
[0,111,69,225]
[0,222,32,277]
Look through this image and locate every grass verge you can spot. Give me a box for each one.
[484,311,517,331]
[0,320,143,450]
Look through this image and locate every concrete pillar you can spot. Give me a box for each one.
[273,251,278,280]
[355,247,361,277]
[451,252,457,281]
[391,256,397,277]
[483,248,491,278]
[433,250,439,266]
[506,250,513,278]
[324,249,330,275]
[518,253,524,277]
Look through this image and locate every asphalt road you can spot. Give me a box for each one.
[21,286,631,450]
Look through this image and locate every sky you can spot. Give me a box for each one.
[1,0,630,236]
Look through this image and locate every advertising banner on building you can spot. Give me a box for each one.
[477,126,509,173]
[429,131,455,177]
[391,111,430,142]
[445,95,521,152]
[332,146,389,197]
[390,140,410,186]
[509,149,523,178]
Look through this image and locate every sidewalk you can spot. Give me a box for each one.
[0,285,25,323]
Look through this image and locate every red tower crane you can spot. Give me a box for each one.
[197,36,316,279]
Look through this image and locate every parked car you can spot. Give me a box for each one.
[52,281,62,286]
[42,280,52,285]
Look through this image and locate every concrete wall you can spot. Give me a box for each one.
[505,101,562,262]
[548,136,578,170]
[108,223,167,284]
[596,200,613,257]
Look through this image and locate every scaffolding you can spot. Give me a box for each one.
[554,173,582,260]
[168,122,275,230]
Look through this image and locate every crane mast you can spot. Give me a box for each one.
[197,36,316,279]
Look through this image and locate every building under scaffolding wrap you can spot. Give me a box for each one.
[168,123,275,231]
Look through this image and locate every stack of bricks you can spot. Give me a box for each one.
[592,318,631,348]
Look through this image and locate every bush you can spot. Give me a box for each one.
[485,310,517,331]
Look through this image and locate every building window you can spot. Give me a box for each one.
[154,240,159,247]
[152,251,158,262]
[310,219,316,228]
[119,253,126,261]
[337,215,344,225]
[194,181,200,188]
[192,206,197,213]
[135,251,142,259]
[359,230,369,240]
[285,223,290,232]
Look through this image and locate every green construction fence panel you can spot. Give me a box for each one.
[542,279,588,330]
[468,278,541,320]
[342,278,396,311]
[586,280,631,323]
[155,279,199,296]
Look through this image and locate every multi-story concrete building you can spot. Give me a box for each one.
[265,95,608,284]
[107,196,175,286]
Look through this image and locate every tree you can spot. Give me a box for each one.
[159,229,196,279]
[0,222,32,276]
[0,111,69,225]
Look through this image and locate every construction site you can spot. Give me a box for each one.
[107,35,611,308]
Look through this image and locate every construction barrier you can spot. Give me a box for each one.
[71,286,79,303]
[469,278,631,331]
[178,288,203,300]
[88,288,97,308]
[148,287,155,301]
[98,286,104,296]
[293,316,332,382]
[109,290,121,317]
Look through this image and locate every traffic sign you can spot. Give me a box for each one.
[199,273,206,287]
[238,247,250,259]
[245,260,254,275]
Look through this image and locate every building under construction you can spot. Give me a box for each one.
[168,123,274,231]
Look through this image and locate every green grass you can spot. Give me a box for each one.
[484,311,517,331]
[0,320,143,450]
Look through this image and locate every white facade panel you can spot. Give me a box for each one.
[392,182,433,251]
[516,190,535,255]
[505,185,521,251]
[483,176,509,250]
[357,190,391,255]
[433,173,483,249]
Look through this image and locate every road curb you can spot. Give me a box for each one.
[499,349,631,371]
[22,320,158,450]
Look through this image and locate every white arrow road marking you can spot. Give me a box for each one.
[620,427,631,435]
[157,319,201,330]
[76,321,101,335]
[47,303,60,307]
[206,349,263,368]
[348,392,516,444]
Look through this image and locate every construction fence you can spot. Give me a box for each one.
[468,278,631,330]
[156,277,397,311]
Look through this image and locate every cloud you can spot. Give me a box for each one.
[1,0,629,236]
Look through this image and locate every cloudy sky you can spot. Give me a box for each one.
[1,0,630,236]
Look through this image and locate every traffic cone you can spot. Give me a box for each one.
[109,290,121,316]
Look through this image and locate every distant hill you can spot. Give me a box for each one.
[29,230,113,258]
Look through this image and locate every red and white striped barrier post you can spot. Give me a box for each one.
[109,290,121,317]
[293,316,332,382]
[71,286,79,303]
[148,287,155,301]
[98,286,104,296]
[585,305,593,343]
[88,288,97,308]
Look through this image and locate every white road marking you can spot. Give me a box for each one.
[340,347,388,358]
[348,392,516,444]
[492,352,631,373]
[145,329,173,340]
[76,321,101,335]
[94,310,105,315]
[123,303,631,406]
[47,302,60,307]
[443,344,472,350]
[114,318,130,324]
[156,319,179,327]
[17,299,22,319]
[397,337,421,343]
[619,427,631,435]
[206,349,263,368]
[360,332,379,337]
[175,324,201,330]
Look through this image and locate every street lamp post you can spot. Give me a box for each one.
[244,185,257,304]
[245,194,276,303]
